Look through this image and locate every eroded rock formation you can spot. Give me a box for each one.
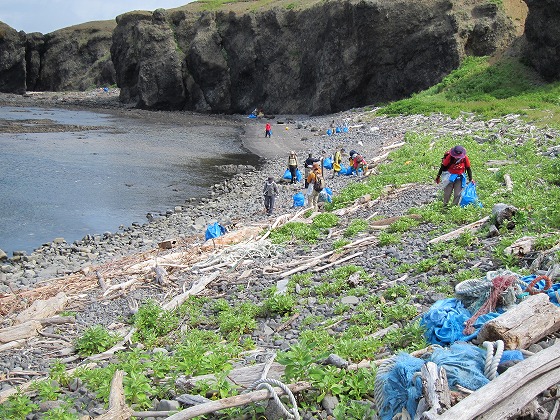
[0,22,26,94]
[524,0,560,81]
[111,0,516,114]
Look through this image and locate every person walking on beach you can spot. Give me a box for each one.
[287,151,299,185]
[307,162,325,212]
[435,145,473,207]
[333,147,345,178]
[263,176,279,215]
[304,153,320,188]
[265,122,272,138]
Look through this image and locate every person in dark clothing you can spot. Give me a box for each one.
[304,153,320,188]
[435,145,473,207]
[263,176,279,215]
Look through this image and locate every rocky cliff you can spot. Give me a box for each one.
[0,21,115,94]
[111,0,516,114]
[524,0,560,81]
[0,23,26,94]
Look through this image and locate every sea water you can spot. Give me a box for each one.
[0,106,260,256]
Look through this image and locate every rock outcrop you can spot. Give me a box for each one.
[524,0,560,81]
[0,21,115,94]
[33,23,116,91]
[0,22,26,94]
[111,0,516,115]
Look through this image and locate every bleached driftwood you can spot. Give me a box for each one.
[176,361,285,390]
[427,217,490,245]
[435,342,560,419]
[165,381,312,420]
[163,271,220,311]
[382,141,406,151]
[0,339,26,352]
[504,173,513,192]
[14,292,67,324]
[369,214,422,228]
[415,362,451,420]
[313,251,364,272]
[86,327,136,362]
[0,320,42,343]
[103,278,139,297]
[475,293,560,350]
[95,370,133,420]
[503,236,535,257]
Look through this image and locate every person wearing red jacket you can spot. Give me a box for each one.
[265,123,272,138]
[435,145,473,207]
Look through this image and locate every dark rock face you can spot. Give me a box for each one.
[0,23,26,94]
[0,21,115,93]
[524,0,560,81]
[111,10,185,109]
[35,26,116,91]
[111,0,516,114]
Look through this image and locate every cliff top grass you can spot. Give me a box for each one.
[377,56,560,127]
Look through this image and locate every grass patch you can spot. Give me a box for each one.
[377,56,560,127]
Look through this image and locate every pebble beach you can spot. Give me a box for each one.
[2,89,560,418]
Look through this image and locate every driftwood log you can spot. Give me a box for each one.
[415,362,451,420]
[475,293,560,349]
[163,271,220,311]
[427,216,490,244]
[14,292,67,324]
[165,381,312,420]
[95,370,133,420]
[435,341,560,419]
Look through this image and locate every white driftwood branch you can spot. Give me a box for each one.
[95,370,133,420]
[427,216,490,244]
[504,173,513,192]
[165,381,312,420]
[163,271,220,311]
[313,251,364,272]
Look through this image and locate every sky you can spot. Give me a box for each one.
[0,0,196,34]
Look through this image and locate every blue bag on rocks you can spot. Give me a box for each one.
[296,169,303,182]
[283,169,292,180]
[323,157,333,170]
[293,192,305,207]
[205,222,227,240]
[460,182,482,207]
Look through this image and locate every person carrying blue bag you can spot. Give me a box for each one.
[435,145,473,208]
[287,151,299,185]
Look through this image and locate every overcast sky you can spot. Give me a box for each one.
[0,0,196,34]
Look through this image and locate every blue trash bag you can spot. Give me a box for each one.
[343,126,349,133]
[319,187,333,203]
[323,157,333,170]
[296,169,303,182]
[335,127,341,133]
[460,182,482,207]
[293,192,305,207]
[205,222,227,241]
[283,169,292,180]
[344,166,355,175]
[326,129,332,136]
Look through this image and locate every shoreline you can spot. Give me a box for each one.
[0,92,372,291]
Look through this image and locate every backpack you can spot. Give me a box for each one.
[313,172,325,191]
[264,181,276,196]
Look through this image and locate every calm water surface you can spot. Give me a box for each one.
[0,107,260,256]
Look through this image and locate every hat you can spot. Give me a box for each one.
[450,145,466,159]
[340,148,346,152]
[290,150,296,155]
[267,176,274,182]
[312,162,320,169]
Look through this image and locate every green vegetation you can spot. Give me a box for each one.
[377,56,560,126]
[344,218,369,237]
[74,325,121,356]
